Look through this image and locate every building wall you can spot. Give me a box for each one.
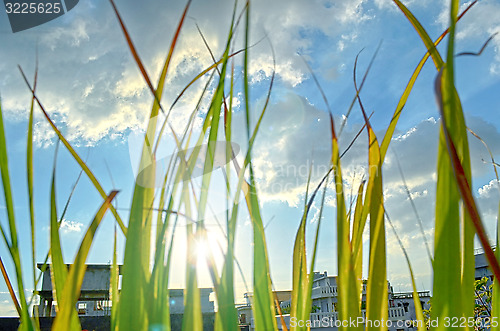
[39,265,110,292]
[35,265,214,318]
[272,271,427,331]
[475,252,494,281]
[169,288,214,314]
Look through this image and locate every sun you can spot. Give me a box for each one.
[193,230,225,269]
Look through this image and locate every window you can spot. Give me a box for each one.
[77,302,87,315]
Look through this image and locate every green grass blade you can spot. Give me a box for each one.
[493,201,500,331]
[394,155,433,264]
[108,0,193,118]
[18,66,127,237]
[353,63,387,330]
[29,168,83,313]
[0,256,21,316]
[181,181,203,331]
[392,0,444,70]
[351,180,366,302]
[248,186,277,331]
[431,1,477,325]
[308,176,328,298]
[290,170,312,331]
[27,66,37,305]
[0,100,33,331]
[215,52,238,331]
[385,211,426,331]
[49,158,81,331]
[468,129,500,330]
[116,131,155,330]
[330,114,362,330]
[363,125,387,331]
[391,2,481,328]
[381,1,477,160]
[178,3,240,330]
[53,191,118,331]
[111,226,119,331]
[432,122,464,328]
[435,65,499,324]
[110,0,194,327]
[240,2,277,329]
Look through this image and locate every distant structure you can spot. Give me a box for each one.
[237,290,291,329]
[33,264,215,330]
[475,248,495,282]
[237,271,430,331]
[169,288,215,314]
[35,264,112,317]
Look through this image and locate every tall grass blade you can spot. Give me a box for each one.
[17,66,127,237]
[290,168,312,331]
[27,64,38,306]
[468,128,500,330]
[392,0,483,328]
[116,107,156,331]
[0,256,21,316]
[0,100,33,331]
[354,57,387,330]
[382,1,477,161]
[392,0,443,70]
[111,225,119,331]
[493,203,500,331]
[385,211,426,331]
[433,1,476,327]
[214,42,238,331]
[379,0,477,160]
[217,39,276,331]
[435,65,500,311]
[181,181,203,331]
[53,191,118,331]
[394,154,432,264]
[49,155,81,331]
[240,1,277,329]
[330,113,362,330]
[109,0,195,328]
[351,181,366,304]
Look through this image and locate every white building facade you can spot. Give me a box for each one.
[238,271,430,331]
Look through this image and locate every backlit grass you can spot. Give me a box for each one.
[0,0,499,331]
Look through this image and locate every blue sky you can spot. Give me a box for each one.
[1,0,500,316]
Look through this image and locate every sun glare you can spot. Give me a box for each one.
[193,231,225,269]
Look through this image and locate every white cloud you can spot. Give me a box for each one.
[0,0,376,144]
[228,89,500,292]
[230,87,500,214]
[32,119,57,148]
[59,219,84,234]
[437,0,500,75]
[478,179,499,198]
[477,179,500,219]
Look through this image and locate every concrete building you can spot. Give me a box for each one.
[169,288,215,314]
[475,248,495,282]
[237,290,292,330]
[35,264,112,317]
[34,264,214,318]
[238,271,431,331]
